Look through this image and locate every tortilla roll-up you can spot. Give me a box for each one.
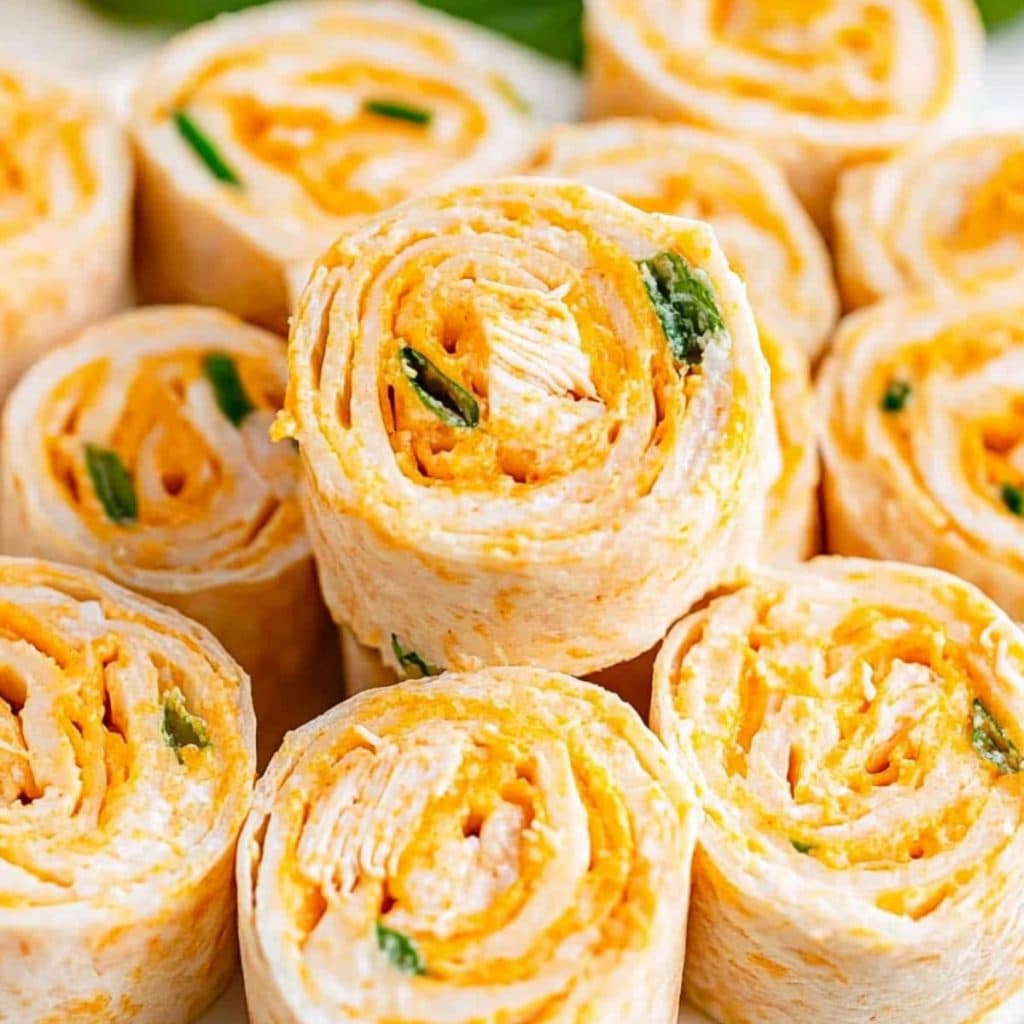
[532,121,822,563]
[278,177,774,678]
[584,0,983,229]
[531,120,837,362]
[237,668,699,1024]
[130,0,575,334]
[836,130,1024,310]
[0,65,131,402]
[818,288,1024,621]
[0,306,337,765]
[653,557,1024,1024]
[0,557,255,1024]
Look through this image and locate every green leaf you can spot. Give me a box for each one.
[638,251,725,369]
[161,687,212,764]
[1002,483,1024,517]
[881,378,912,413]
[84,444,138,524]
[791,839,814,854]
[203,352,256,426]
[975,0,1024,29]
[174,110,241,186]
[398,346,480,428]
[84,0,271,25]
[421,0,583,66]
[364,99,433,126]
[376,921,427,975]
[391,635,442,680]
[972,698,1022,774]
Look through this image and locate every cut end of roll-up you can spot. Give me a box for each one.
[129,0,572,333]
[238,667,699,1024]
[0,305,340,767]
[0,63,132,402]
[0,557,255,1024]
[818,286,1024,622]
[284,175,775,678]
[653,556,1024,1024]
[583,0,984,229]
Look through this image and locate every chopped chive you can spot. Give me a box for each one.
[398,346,479,428]
[161,687,212,765]
[881,378,912,412]
[493,76,531,114]
[173,109,241,186]
[84,444,137,524]
[971,698,1021,775]
[376,921,426,975]
[363,99,432,126]
[391,634,441,680]
[203,352,256,426]
[1002,483,1024,518]
[791,839,814,854]
[637,251,724,369]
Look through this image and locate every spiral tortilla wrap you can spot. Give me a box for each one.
[583,0,983,228]
[0,65,131,402]
[0,557,255,1024]
[129,0,576,332]
[238,667,699,1023]
[653,556,1024,1024]
[1,306,337,765]
[278,176,774,678]
[818,288,1024,621]
[835,130,1024,309]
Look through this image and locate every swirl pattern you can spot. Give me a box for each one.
[584,0,983,226]
[238,668,699,1023]
[1,306,336,764]
[653,557,1024,1024]
[278,177,774,677]
[130,0,576,331]
[818,288,1024,621]
[835,130,1024,309]
[0,558,255,1023]
[531,121,822,563]
[0,65,131,400]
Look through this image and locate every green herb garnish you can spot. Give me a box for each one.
[972,698,1022,774]
[161,687,212,764]
[376,921,426,975]
[791,839,814,854]
[203,352,256,426]
[364,99,433,126]
[881,379,912,413]
[1002,483,1024,517]
[84,444,138,524]
[637,251,725,369]
[173,109,241,186]
[391,634,441,679]
[398,346,479,428]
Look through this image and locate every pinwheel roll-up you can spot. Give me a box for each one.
[818,289,1024,622]
[836,131,1024,309]
[130,0,576,333]
[0,66,132,401]
[652,557,1024,1024]
[583,0,984,228]
[0,558,255,1024]
[238,668,699,1024]
[531,120,838,362]
[1,306,336,764]
[279,177,774,678]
